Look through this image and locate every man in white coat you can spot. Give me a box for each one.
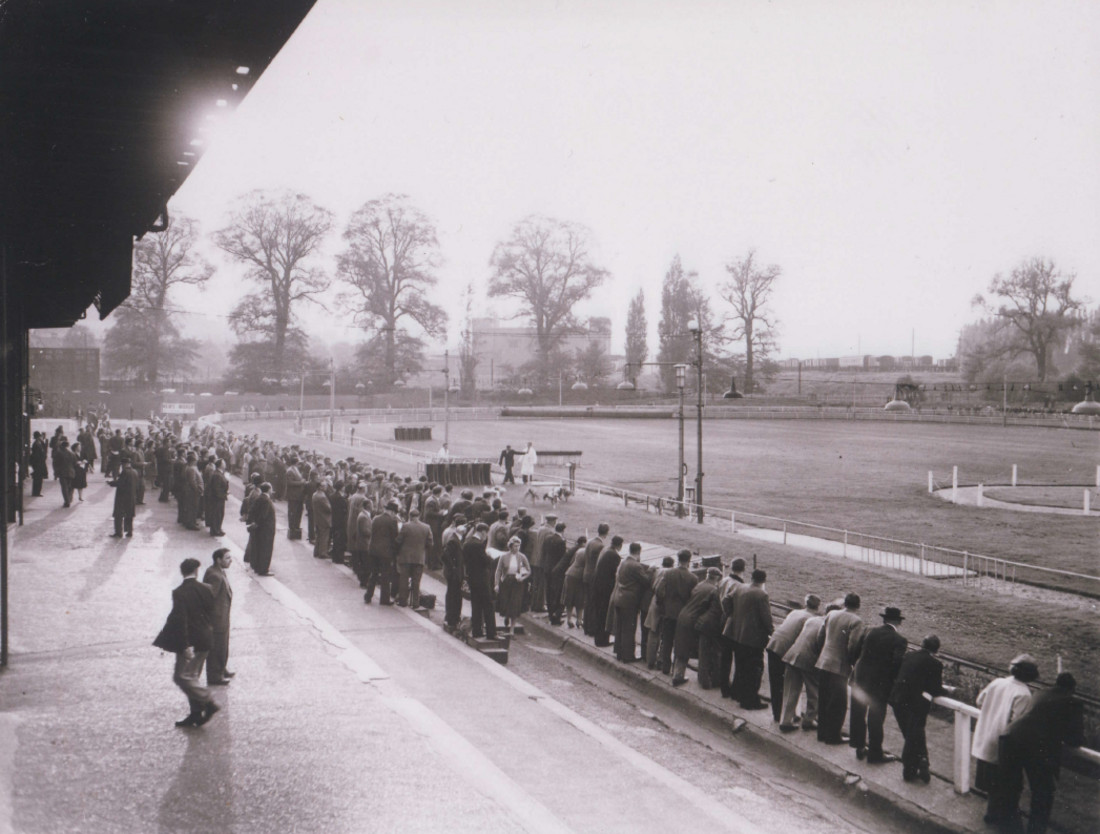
[972,653,1038,793]
[520,442,537,484]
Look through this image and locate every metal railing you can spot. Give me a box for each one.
[529,471,1099,597]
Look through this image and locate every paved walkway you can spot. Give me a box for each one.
[2,473,864,834]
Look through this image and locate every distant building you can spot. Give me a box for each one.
[29,347,100,394]
[470,317,613,386]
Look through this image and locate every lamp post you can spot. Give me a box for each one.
[328,358,336,441]
[443,350,451,448]
[688,319,704,523]
[675,363,687,518]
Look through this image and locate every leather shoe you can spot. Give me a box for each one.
[109,533,122,538]
[222,671,236,678]
[175,714,199,728]
[856,746,868,761]
[672,678,687,687]
[195,702,221,726]
[918,758,931,783]
[208,678,230,686]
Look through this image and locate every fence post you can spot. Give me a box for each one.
[731,512,735,533]
[952,466,958,504]
[1012,464,1017,487]
[623,491,629,508]
[928,471,933,494]
[783,522,787,545]
[963,551,968,586]
[843,531,848,558]
[1085,490,1091,515]
[977,484,984,508]
[953,709,973,794]
[920,544,925,577]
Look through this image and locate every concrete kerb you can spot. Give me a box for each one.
[518,611,973,834]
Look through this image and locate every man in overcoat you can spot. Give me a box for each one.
[672,567,723,687]
[590,536,623,648]
[814,592,865,744]
[395,508,433,608]
[729,569,774,709]
[29,431,48,496]
[312,481,333,560]
[889,634,953,782]
[108,453,141,537]
[654,549,699,674]
[205,459,229,537]
[365,501,400,604]
[202,548,234,685]
[178,453,204,531]
[53,439,77,507]
[986,672,1084,832]
[850,606,909,763]
[246,483,277,576]
[609,542,651,662]
[766,594,821,722]
[153,558,220,727]
[581,524,609,636]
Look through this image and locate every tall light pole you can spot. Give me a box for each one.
[688,319,704,523]
[296,367,305,433]
[442,350,451,448]
[328,357,336,441]
[676,363,687,518]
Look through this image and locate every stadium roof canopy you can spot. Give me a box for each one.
[0,0,317,328]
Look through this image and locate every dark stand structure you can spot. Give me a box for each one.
[0,0,318,666]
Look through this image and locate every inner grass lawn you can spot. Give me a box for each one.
[358,417,1099,582]
[267,418,1100,700]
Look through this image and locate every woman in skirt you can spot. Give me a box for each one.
[71,442,90,501]
[494,536,531,635]
[561,535,588,629]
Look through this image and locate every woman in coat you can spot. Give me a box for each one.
[495,536,531,634]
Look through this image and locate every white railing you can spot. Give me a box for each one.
[931,695,1099,794]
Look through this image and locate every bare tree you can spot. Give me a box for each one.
[719,251,780,394]
[973,257,1086,381]
[336,194,447,387]
[104,216,212,386]
[214,190,334,376]
[657,254,722,392]
[624,289,647,380]
[488,215,609,362]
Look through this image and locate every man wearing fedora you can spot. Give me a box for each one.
[850,606,909,763]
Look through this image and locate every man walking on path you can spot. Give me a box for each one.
[850,606,908,763]
[395,508,433,608]
[108,453,141,537]
[202,548,235,686]
[153,558,220,728]
[499,444,516,484]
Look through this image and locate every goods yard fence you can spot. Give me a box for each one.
[502,404,1100,430]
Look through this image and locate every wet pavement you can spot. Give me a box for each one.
[2,472,870,834]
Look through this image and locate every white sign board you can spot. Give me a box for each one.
[161,403,195,415]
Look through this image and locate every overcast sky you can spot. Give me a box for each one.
[151,0,1100,362]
